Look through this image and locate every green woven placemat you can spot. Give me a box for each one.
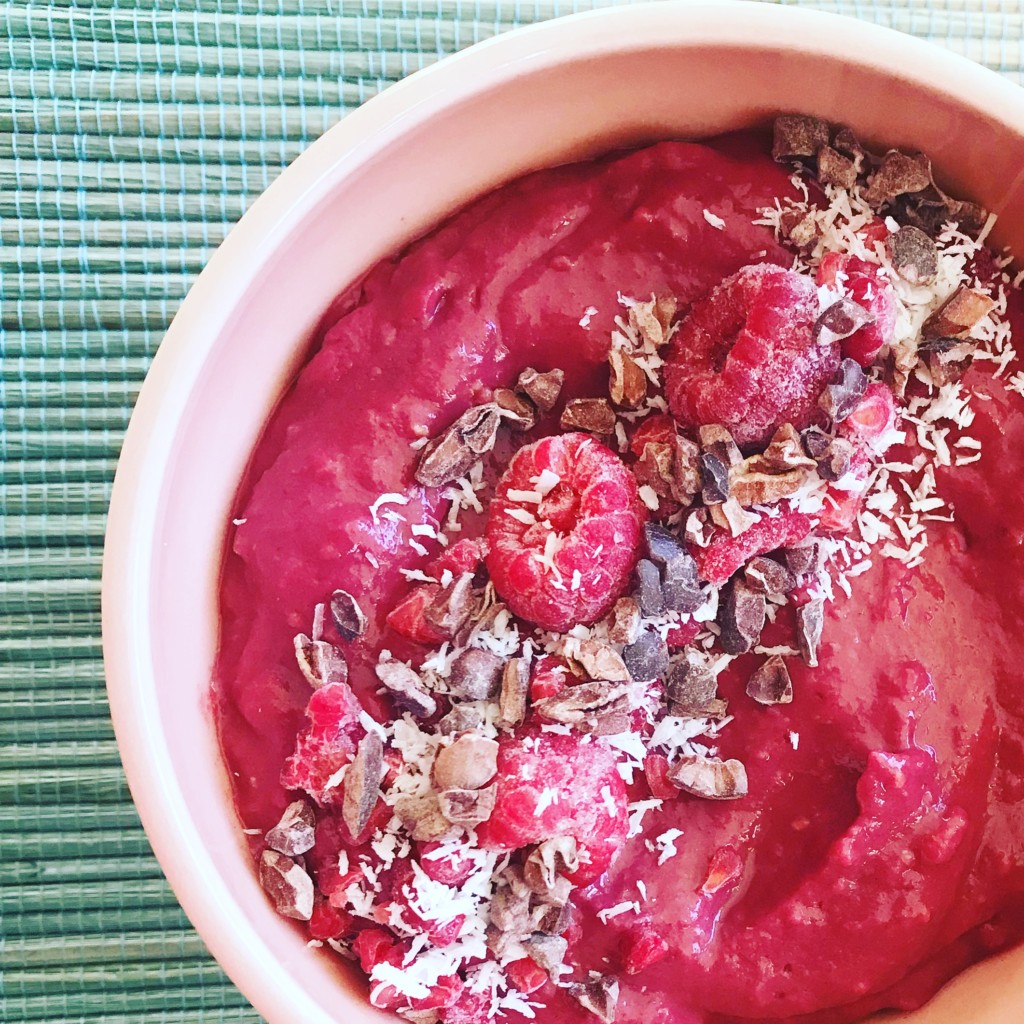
[2,1,1022,1022]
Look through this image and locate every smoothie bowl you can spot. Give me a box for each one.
[102,4,1024,1024]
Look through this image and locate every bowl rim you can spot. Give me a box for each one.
[101,3,1024,1023]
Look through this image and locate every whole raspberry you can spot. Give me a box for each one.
[665,264,839,447]
[485,433,646,632]
[475,729,628,884]
[817,253,896,366]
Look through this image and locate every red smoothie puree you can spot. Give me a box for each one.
[216,128,1024,1024]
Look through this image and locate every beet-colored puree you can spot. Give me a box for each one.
[216,132,1024,1023]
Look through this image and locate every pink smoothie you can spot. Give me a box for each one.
[215,132,1024,1023]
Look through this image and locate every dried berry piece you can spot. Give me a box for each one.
[635,558,665,616]
[922,286,996,340]
[744,555,796,596]
[494,387,537,431]
[260,849,314,920]
[294,634,348,689]
[516,367,564,413]
[498,658,529,728]
[772,114,829,161]
[888,225,939,284]
[609,348,648,409]
[665,650,718,716]
[813,298,876,348]
[532,681,631,734]
[817,145,857,189]
[669,754,748,800]
[718,580,766,655]
[448,647,504,701]
[330,590,367,641]
[819,358,869,423]
[746,655,794,705]
[561,397,617,435]
[569,977,620,1024]
[621,928,671,976]
[920,336,975,387]
[575,640,631,682]
[622,627,669,683]
[375,659,437,718]
[265,800,316,857]
[439,784,498,827]
[342,731,384,840]
[433,734,499,791]
[796,598,825,667]
[606,596,641,646]
[863,150,931,206]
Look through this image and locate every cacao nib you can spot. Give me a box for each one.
[330,589,367,641]
[622,627,670,683]
[718,580,766,655]
[746,655,794,705]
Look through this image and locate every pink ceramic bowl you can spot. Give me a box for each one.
[102,3,1024,1022]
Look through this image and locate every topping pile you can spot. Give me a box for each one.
[245,115,1020,1024]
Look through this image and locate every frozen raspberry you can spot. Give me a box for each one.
[308,901,353,941]
[352,926,400,975]
[628,414,677,457]
[839,381,897,444]
[817,253,896,366]
[818,449,872,535]
[664,619,700,649]
[506,957,549,994]
[427,537,487,579]
[475,729,628,884]
[409,975,465,1012]
[485,433,646,632]
[386,584,448,646]
[665,264,839,447]
[620,925,671,975]
[417,841,477,887]
[305,813,370,905]
[529,655,571,702]
[281,682,365,805]
[440,989,491,1024]
[694,511,812,586]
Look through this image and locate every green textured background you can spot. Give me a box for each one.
[2,1,1022,1022]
